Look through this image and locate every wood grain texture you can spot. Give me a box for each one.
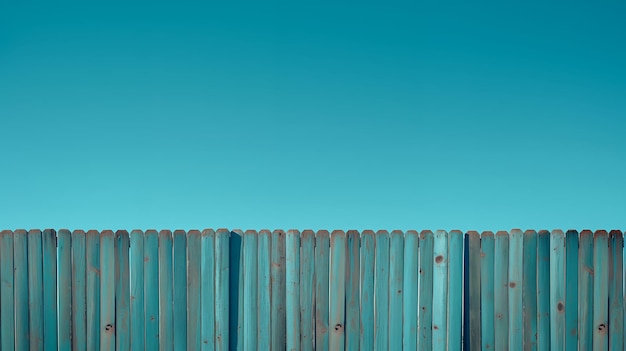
[432,230,447,351]
[257,230,272,351]
[201,229,216,351]
[173,230,188,351]
[360,230,375,350]
[100,230,116,351]
[159,230,174,351]
[86,230,101,350]
[480,231,495,351]
[345,230,361,351]
[402,230,419,351]
[608,230,623,351]
[58,229,72,351]
[536,230,551,351]
[314,230,330,350]
[14,230,29,351]
[115,230,131,351]
[549,230,565,351]
[144,230,160,351]
[72,230,87,351]
[565,230,579,351]
[388,230,403,351]
[375,230,390,350]
[28,229,44,350]
[130,230,145,351]
[0,230,15,351]
[42,229,58,351]
[522,230,538,351]
[329,230,347,351]
[419,230,434,350]
[509,229,524,351]
[467,231,481,350]
[494,231,509,351]
[214,228,230,351]
[578,230,594,351]
[299,230,315,351]
[187,230,202,351]
[286,230,300,351]
[447,230,463,351]
[593,230,609,351]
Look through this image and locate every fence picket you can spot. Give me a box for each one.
[329,230,347,351]
[173,230,188,351]
[15,230,29,351]
[187,230,202,351]
[86,230,101,350]
[389,230,404,351]
[314,230,330,350]
[215,228,230,351]
[448,230,463,351]
[159,230,174,351]
[100,230,116,351]
[345,230,361,351]
[593,230,609,351]
[286,230,300,351]
[522,230,538,351]
[0,230,15,351]
[360,230,376,350]
[480,231,495,350]
[536,230,551,351]
[494,231,510,350]
[201,229,216,350]
[375,230,390,350]
[58,229,72,351]
[115,230,131,351]
[42,229,58,351]
[144,230,160,351]
[467,231,481,350]
[579,230,594,350]
[609,230,624,351]
[258,230,272,350]
[565,230,579,351]
[231,229,244,351]
[402,230,419,350]
[130,230,145,351]
[299,230,315,351]
[71,230,87,351]
[509,229,523,351]
[419,230,434,350]
[432,230,448,351]
[244,229,259,350]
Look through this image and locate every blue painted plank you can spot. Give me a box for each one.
[86,230,101,350]
[330,230,347,351]
[480,231,495,351]
[231,229,244,351]
[245,230,260,350]
[144,230,160,351]
[100,230,116,351]
[72,230,87,351]
[159,230,174,351]
[609,230,623,351]
[173,230,188,351]
[130,230,145,351]
[345,230,361,351]
[509,229,524,351]
[360,230,375,350]
[494,231,510,351]
[14,229,29,351]
[201,229,216,350]
[314,230,330,350]
[299,230,315,351]
[402,230,419,351]
[187,230,202,351]
[0,230,15,351]
[565,230,579,351]
[375,230,390,350]
[536,230,551,351]
[28,229,44,350]
[42,229,58,351]
[522,230,538,351]
[593,230,609,351]
[214,228,230,351]
[419,230,434,350]
[448,230,463,351]
[58,229,72,351]
[578,230,594,350]
[257,230,272,350]
[389,230,403,351]
[550,230,565,350]
[116,230,131,351]
[463,233,469,351]
[432,230,447,351]
[467,231,482,350]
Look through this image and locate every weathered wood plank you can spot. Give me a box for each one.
[375,230,390,350]
[448,230,463,351]
[86,230,101,350]
[159,230,174,351]
[578,230,594,350]
[201,229,216,350]
[609,230,623,351]
[130,230,145,351]
[480,231,495,351]
[565,230,579,351]
[232,229,244,351]
[389,230,404,351]
[28,229,44,350]
[42,229,58,351]
[402,230,419,351]
[509,229,524,351]
[299,230,315,351]
[549,230,565,350]
[258,230,272,350]
[271,229,286,351]
[536,230,551,351]
[215,228,230,351]
[286,230,300,351]
[58,229,72,351]
[173,230,188,351]
[467,231,481,350]
[144,230,160,351]
[329,230,347,351]
[494,231,510,351]
[360,230,375,350]
[593,230,609,351]
[0,230,15,351]
[187,230,202,351]
[14,229,29,351]
[522,230,538,351]
[72,230,87,351]
[100,230,116,351]
[432,230,447,351]
[115,230,131,351]
[345,230,360,351]
[419,230,434,350]
[314,230,330,350]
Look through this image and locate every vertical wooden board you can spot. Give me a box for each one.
[116,231,131,351]
[314,230,330,351]
[360,230,375,350]
[231,229,244,351]
[42,229,58,351]
[14,229,29,351]
[448,230,463,351]
[201,229,216,350]
[0,230,15,351]
[536,230,551,351]
[480,231,495,351]
[246,230,260,351]
[609,230,623,351]
[375,230,390,350]
[299,230,315,351]
[494,231,510,351]
[509,229,524,351]
[58,229,72,351]
[173,230,188,351]
[72,230,87,351]
[130,230,145,351]
[419,230,434,350]
[86,230,101,350]
[549,230,565,350]
[257,230,272,350]
[329,230,347,351]
[578,230,594,351]
[159,230,174,351]
[402,230,419,351]
[463,234,469,351]
[345,230,361,351]
[215,228,230,351]
[522,230,538,351]
[467,231,482,350]
[187,230,202,351]
[388,231,403,351]
[144,230,160,351]
[432,230,447,351]
[593,230,609,351]
[565,230,579,351]
[100,230,116,351]
[27,229,44,350]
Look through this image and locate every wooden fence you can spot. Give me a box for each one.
[0,229,623,350]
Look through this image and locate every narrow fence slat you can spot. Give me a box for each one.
[286,230,300,351]
[402,230,419,351]
[593,230,609,351]
[245,230,260,350]
[232,229,245,351]
[360,230,375,350]
[144,230,160,351]
[389,231,404,351]
[329,230,347,351]
[522,230,538,351]
[159,230,174,351]
[314,230,330,350]
[494,231,510,351]
[345,230,360,351]
[467,231,481,350]
[115,230,131,351]
[86,230,101,350]
[58,229,72,351]
[509,229,524,351]
[0,230,15,351]
[448,230,463,351]
[609,230,623,351]
[419,230,434,350]
[550,230,565,350]
[375,230,390,350]
[536,230,551,351]
[271,229,286,351]
[100,230,116,351]
[299,230,315,351]
[578,230,594,350]
[432,230,448,351]
[565,230,579,351]
[187,230,202,351]
[15,230,29,351]
[130,230,145,351]
[173,230,188,351]
[258,230,272,350]
[463,233,470,351]
[214,228,230,351]
[72,230,87,351]
[201,229,216,350]
[42,229,58,351]
[480,231,495,351]
[27,229,44,350]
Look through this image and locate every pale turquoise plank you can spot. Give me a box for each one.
[58,229,72,351]
[522,230,538,351]
[536,230,551,351]
[144,230,160,351]
[593,230,609,351]
[42,229,58,351]
[0,230,15,351]
[578,230,594,350]
[402,230,419,351]
[173,230,187,351]
[28,229,44,350]
[72,230,87,351]
[258,230,271,350]
[86,230,101,350]
[432,230,447,351]
[187,230,202,351]
[447,230,463,351]
[550,230,565,350]
[375,230,390,350]
[286,230,300,351]
[480,231,495,350]
[130,230,145,351]
[299,230,315,351]
[314,230,330,350]
[100,230,116,351]
[565,230,579,351]
[330,230,347,351]
[246,230,260,350]
[494,231,509,350]
[14,229,29,351]
[116,230,131,351]
[231,229,244,350]
[215,228,230,351]
[159,230,174,351]
[201,229,216,350]
[509,229,524,351]
[389,230,403,351]
[360,230,375,350]
[609,230,623,351]
[419,230,434,350]
[467,231,482,350]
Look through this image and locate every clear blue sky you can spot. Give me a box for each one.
[1,0,624,232]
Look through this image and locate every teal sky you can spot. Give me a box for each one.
[1,0,624,232]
